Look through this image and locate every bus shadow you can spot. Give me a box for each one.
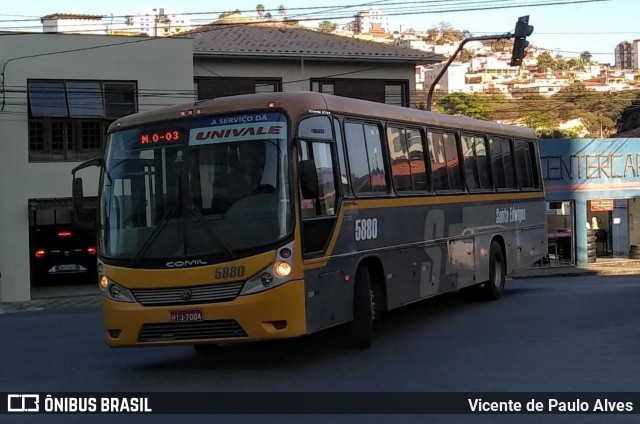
[131,286,535,372]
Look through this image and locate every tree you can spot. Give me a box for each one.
[436,93,493,119]
[617,90,640,133]
[536,51,556,73]
[537,128,582,139]
[519,111,555,130]
[278,4,286,18]
[318,21,337,33]
[256,4,265,17]
[423,28,439,43]
[555,58,568,71]
[566,58,579,69]
[579,51,592,65]
[459,49,474,62]
[218,9,241,19]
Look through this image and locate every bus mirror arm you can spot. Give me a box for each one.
[71,157,103,230]
[298,160,319,200]
[71,157,103,178]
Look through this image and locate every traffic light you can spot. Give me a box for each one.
[510,15,534,66]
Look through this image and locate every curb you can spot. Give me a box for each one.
[511,271,597,279]
[512,269,640,279]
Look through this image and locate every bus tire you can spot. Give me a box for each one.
[483,241,506,301]
[349,267,374,349]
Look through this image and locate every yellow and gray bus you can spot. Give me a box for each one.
[72,91,546,349]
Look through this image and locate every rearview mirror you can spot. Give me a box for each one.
[72,177,84,219]
[298,160,319,199]
[71,157,102,230]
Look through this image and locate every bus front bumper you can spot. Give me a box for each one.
[102,279,307,347]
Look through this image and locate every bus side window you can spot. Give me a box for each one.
[387,126,429,192]
[298,138,339,254]
[462,134,492,191]
[515,139,537,189]
[345,121,388,195]
[427,130,463,192]
[298,140,337,218]
[489,136,517,190]
[310,142,337,217]
[333,118,351,197]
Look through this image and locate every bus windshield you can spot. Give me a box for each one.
[99,111,291,263]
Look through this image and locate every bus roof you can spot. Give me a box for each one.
[110,91,536,139]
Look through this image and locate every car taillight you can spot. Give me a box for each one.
[58,231,72,237]
[35,249,47,258]
[87,247,97,255]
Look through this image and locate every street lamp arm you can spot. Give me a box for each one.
[426,33,511,112]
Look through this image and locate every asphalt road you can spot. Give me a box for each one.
[2,275,640,423]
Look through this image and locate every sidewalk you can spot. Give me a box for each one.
[511,258,640,279]
[2,259,640,315]
[0,284,100,315]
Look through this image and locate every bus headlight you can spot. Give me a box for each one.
[100,276,136,303]
[273,261,291,278]
[240,243,294,296]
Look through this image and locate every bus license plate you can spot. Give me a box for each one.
[170,310,203,323]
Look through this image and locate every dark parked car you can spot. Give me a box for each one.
[31,226,97,285]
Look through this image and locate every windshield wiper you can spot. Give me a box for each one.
[186,202,236,260]
[130,205,177,267]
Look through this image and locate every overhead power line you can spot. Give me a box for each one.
[0,0,611,32]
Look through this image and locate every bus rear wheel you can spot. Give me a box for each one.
[349,267,375,349]
[482,241,506,300]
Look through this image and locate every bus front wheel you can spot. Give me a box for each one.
[483,241,506,300]
[349,267,375,349]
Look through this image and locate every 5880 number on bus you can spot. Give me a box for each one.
[355,218,378,241]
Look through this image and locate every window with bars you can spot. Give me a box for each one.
[27,79,137,162]
[311,79,409,107]
[195,77,282,100]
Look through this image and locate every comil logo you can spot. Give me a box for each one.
[7,394,40,412]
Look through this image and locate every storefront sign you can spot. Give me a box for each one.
[548,231,572,238]
[590,199,613,211]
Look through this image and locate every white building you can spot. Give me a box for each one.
[511,74,573,97]
[355,9,390,34]
[41,14,108,34]
[122,8,191,36]
[0,33,195,302]
[41,9,191,36]
[422,62,470,93]
[470,55,519,76]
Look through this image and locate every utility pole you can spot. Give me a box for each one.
[426,16,533,111]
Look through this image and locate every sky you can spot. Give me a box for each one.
[0,0,636,63]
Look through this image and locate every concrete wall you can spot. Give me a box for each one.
[194,57,418,105]
[0,33,194,301]
[629,198,640,246]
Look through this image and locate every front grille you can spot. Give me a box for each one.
[131,281,244,306]
[138,319,247,342]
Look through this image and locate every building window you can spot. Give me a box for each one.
[384,83,406,107]
[27,79,137,162]
[196,77,282,100]
[311,78,409,107]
